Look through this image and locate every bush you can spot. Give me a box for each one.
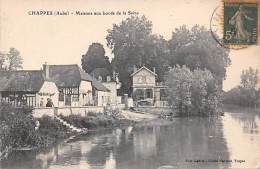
[38,116,71,140]
[0,103,45,152]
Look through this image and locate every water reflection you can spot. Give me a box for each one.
[1,111,260,169]
[223,112,260,169]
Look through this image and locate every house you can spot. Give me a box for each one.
[130,66,168,107]
[91,68,121,105]
[0,70,59,107]
[45,64,111,107]
[0,64,111,107]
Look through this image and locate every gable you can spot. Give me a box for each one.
[130,66,157,77]
[133,68,156,77]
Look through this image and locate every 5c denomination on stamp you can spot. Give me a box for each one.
[224,2,258,45]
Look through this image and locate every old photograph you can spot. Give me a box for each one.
[0,0,260,169]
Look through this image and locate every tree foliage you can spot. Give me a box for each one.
[166,65,222,116]
[0,48,23,71]
[81,43,112,73]
[224,67,260,107]
[106,16,170,93]
[168,25,230,84]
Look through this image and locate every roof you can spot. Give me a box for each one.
[0,70,45,92]
[79,68,110,92]
[90,68,115,82]
[48,64,110,92]
[130,66,157,77]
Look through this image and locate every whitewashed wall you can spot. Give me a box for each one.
[32,106,104,118]
[97,91,111,106]
[102,82,117,105]
[79,80,93,106]
[36,81,59,107]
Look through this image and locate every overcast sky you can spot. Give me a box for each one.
[0,0,259,91]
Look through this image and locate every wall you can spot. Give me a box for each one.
[32,106,104,118]
[36,81,59,107]
[102,82,117,105]
[97,90,111,106]
[79,80,93,106]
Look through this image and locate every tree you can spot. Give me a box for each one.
[223,67,260,108]
[107,16,170,94]
[0,48,23,70]
[165,65,192,115]
[165,65,222,116]
[240,67,259,107]
[81,43,112,73]
[168,25,230,87]
[0,51,5,70]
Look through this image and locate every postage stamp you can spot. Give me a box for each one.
[223,2,258,45]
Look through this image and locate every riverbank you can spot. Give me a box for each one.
[0,105,159,160]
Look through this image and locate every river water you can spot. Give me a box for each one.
[1,110,260,169]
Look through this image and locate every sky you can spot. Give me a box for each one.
[0,0,259,91]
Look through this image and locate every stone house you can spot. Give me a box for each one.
[131,66,168,107]
[91,68,121,105]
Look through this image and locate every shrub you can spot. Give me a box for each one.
[0,103,45,152]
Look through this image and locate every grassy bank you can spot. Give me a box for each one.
[0,103,131,160]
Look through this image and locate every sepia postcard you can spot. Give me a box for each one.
[0,0,260,169]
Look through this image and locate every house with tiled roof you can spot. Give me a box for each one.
[0,70,59,107]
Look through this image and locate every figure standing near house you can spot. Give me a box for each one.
[229,5,254,40]
[46,98,54,107]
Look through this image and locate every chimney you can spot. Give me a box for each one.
[43,62,50,80]
[153,67,156,73]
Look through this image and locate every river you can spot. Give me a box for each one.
[1,109,260,169]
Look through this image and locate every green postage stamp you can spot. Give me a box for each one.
[224,2,258,45]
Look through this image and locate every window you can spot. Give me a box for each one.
[59,92,64,101]
[160,89,167,101]
[146,89,153,98]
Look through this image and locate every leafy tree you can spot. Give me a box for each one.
[0,51,5,70]
[107,16,170,94]
[165,65,192,115]
[223,67,260,108]
[0,48,23,70]
[240,67,258,90]
[168,25,230,86]
[81,43,112,73]
[240,67,259,107]
[166,65,222,116]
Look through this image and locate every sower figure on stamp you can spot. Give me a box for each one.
[229,5,254,40]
